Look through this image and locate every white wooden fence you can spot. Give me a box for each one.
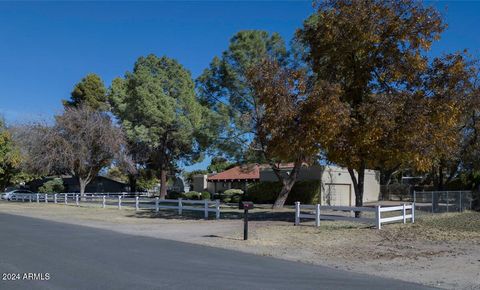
[10,193,221,219]
[294,202,414,229]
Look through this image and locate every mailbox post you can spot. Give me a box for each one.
[239,201,254,240]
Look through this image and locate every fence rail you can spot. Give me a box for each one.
[8,193,221,219]
[294,202,414,229]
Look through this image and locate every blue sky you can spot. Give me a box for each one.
[1,1,479,171]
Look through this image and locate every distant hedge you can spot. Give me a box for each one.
[244,180,321,205]
[166,191,211,200]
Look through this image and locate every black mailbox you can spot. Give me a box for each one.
[239,201,254,210]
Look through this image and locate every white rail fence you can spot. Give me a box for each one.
[10,193,221,220]
[294,202,414,229]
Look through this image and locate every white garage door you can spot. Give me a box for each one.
[323,184,351,206]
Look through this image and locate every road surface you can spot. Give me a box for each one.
[0,213,434,290]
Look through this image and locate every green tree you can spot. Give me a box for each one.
[63,73,108,110]
[38,178,65,193]
[296,0,468,211]
[109,54,216,199]
[196,30,288,160]
[207,156,235,173]
[0,118,22,190]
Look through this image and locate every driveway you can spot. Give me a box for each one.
[0,213,434,290]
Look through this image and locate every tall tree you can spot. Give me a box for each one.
[207,156,235,173]
[198,30,315,207]
[0,118,22,191]
[296,0,461,210]
[63,73,108,111]
[196,30,288,160]
[16,106,125,196]
[247,59,348,207]
[109,54,215,199]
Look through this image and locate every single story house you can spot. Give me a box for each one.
[28,176,129,193]
[192,164,380,206]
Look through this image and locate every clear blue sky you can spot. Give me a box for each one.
[1,1,479,170]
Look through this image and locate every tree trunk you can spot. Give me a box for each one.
[128,174,137,193]
[272,160,302,209]
[348,161,365,218]
[159,169,167,199]
[78,177,87,201]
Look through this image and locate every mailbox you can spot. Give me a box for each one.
[239,201,254,210]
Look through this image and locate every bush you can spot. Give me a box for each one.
[166,191,183,199]
[223,189,244,195]
[216,188,244,203]
[183,191,202,200]
[200,191,211,200]
[244,180,320,205]
[38,178,65,193]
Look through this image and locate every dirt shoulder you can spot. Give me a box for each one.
[0,201,479,289]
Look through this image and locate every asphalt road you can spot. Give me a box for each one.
[0,213,435,290]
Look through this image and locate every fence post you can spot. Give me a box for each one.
[294,202,300,226]
[64,194,68,205]
[135,196,139,211]
[431,192,434,213]
[315,204,321,227]
[411,203,415,223]
[102,195,106,208]
[204,199,209,219]
[446,191,449,213]
[155,197,159,213]
[22,195,25,202]
[75,195,79,206]
[44,194,48,203]
[29,195,32,203]
[375,205,381,230]
[215,199,220,219]
[402,203,406,224]
[36,193,39,203]
[54,194,57,204]
[178,198,183,215]
[118,196,122,210]
[459,192,463,212]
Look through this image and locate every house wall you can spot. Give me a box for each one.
[192,175,207,192]
[321,166,380,205]
[201,165,381,203]
[259,165,323,182]
[206,180,249,193]
[28,176,128,193]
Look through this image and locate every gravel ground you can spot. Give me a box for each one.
[0,201,479,289]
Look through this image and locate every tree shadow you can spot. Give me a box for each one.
[125,206,295,222]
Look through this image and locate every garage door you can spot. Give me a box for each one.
[323,184,351,206]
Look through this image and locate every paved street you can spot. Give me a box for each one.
[0,213,434,290]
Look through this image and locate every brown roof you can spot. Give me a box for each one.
[207,165,260,181]
[207,163,299,181]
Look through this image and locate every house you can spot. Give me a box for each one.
[28,176,129,193]
[192,164,380,206]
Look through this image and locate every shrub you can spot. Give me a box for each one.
[230,194,242,203]
[200,191,211,200]
[38,178,65,193]
[216,188,244,203]
[245,180,320,205]
[167,191,183,199]
[183,191,201,200]
[223,189,244,195]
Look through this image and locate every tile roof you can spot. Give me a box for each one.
[207,164,260,181]
[206,163,298,181]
